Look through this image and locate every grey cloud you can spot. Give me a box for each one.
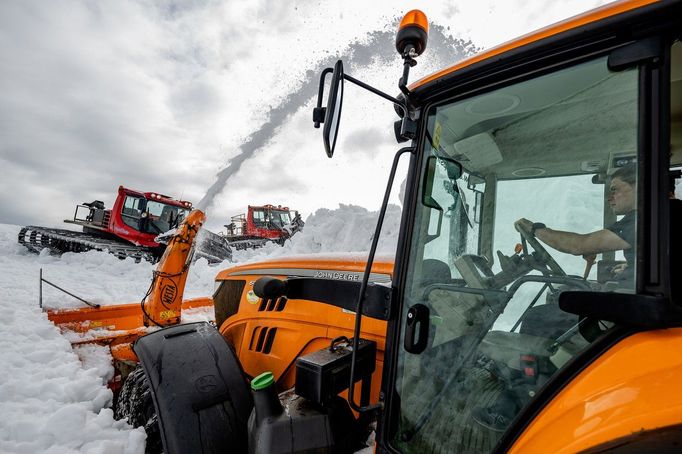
[168,77,226,122]
[0,0,478,229]
[156,0,213,20]
[341,127,392,154]
[0,1,215,225]
[443,4,461,20]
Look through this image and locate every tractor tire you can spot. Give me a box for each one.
[115,365,162,453]
[133,322,254,453]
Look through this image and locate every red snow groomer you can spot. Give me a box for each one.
[223,204,304,250]
[18,186,232,263]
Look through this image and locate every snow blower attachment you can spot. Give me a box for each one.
[46,209,214,387]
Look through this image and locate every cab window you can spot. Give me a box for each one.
[253,209,266,228]
[121,196,145,230]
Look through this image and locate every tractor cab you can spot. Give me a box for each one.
[389,57,645,449]
[310,3,682,452]
[117,190,191,236]
[248,205,288,233]
[256,205,291,230]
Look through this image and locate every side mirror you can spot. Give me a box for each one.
[422,157,443,211]
[323,60,344,158]
[422,156,462,210]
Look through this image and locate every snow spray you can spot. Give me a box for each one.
[195,22,476,214]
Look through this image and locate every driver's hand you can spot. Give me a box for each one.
[612,263,628,275]
[515,218,533,233]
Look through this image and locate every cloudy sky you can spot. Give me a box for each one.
[1,0,610,231]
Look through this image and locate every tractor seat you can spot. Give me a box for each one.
[421,259,452,287]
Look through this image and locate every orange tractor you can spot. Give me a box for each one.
[49,1,682,453]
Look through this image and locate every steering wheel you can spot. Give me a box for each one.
[515,223,566,276]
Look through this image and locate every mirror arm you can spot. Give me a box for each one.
[398,60,413,98]
[398,45,418,98]
[313,68,334,128]
[343,73,407,114]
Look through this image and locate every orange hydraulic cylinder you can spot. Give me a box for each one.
[143,209,205,327]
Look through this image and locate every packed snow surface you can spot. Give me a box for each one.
[0,204,399,453]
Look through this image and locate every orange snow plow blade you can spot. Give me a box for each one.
[47,297,213,335]
[47,297,214,362]
[45,209,215,369]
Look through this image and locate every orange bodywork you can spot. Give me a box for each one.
[410,0,658,91]
[46,209,212,367]
[213,254,393,404]
[510,328,682,452]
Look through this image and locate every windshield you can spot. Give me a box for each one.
[121,196,189,234]
[252,208,291,229]
[391,56,639,452]
[269,210,291,228]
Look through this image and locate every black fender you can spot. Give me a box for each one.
[134,322,253,453]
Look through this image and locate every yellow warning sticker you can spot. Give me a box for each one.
[433,121,442,151]
[160,310,177,320]
[246,291,259,304]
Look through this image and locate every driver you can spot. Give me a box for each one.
[473,165,636,432]
[515,164,636,280]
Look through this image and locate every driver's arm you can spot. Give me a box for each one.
[515,218,631,256]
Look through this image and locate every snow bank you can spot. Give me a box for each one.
[232,203,401,263]
[0,225,147,453]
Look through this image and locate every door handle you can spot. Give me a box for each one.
[404,303,429,354]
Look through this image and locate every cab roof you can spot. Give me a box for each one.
[120,186,192,208]
[410,0,658,92]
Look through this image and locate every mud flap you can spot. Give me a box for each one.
[134,322,253,453]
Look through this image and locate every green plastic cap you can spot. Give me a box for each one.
[251,371,275,391]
